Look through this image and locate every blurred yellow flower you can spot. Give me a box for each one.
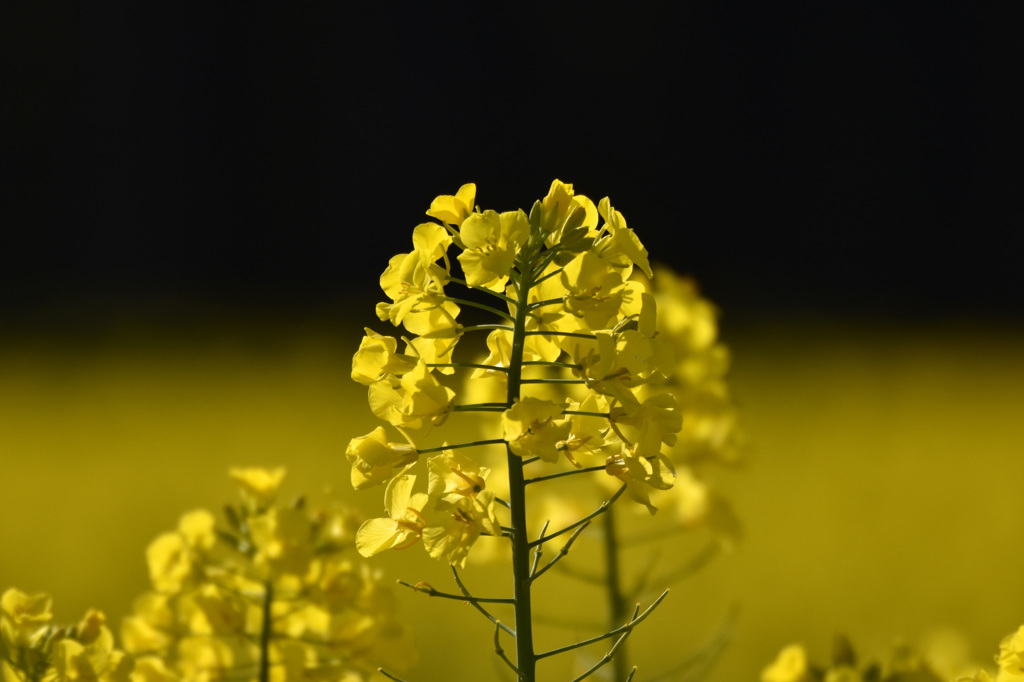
[228,467,286,507]
[762,644,809,682]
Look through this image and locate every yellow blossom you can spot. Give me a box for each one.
[345,426,417,489]
[422,491,501,568]
[351,328,419,386]
[457,209,529,290]
[502,397,571,463]
[999,626,1024,675]
[0,588,53,647]
[595,196,653,278]
[367,361,455,430]
[426,183,476,227]
[356,474,431,557]
[427,448,490,502]
[229,467,286,507]
[762,644,809,682]
[605,449,675,515]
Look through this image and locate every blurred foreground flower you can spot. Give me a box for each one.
[1,588,132,682]
[124,467,414,681]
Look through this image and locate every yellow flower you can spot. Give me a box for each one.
[422,491,500,568]
[426,183,476,227]
[502,397,571,463]
[537,179,596,242]
[356,474,431,557]
[376,251,452,327]
[605,449,675,515]
[557,394,618,467]
[595,196,652,278]
[999,626,1024,675]
[345,426,417,490]
[54,614,124,681]
[610,392,682,457]
[761,644,809,682]
[145,509,215,592]
[457,209,529,290]
[368,361,456,430]
[559,251,628,331]
[228,467,286,507]
[0,588,53,647]
[351,328,419,386]
[824,667,863,682]
[411,221,453,263]
[130,656,179,682]
[427,448,490,502]
[248,506,316,578]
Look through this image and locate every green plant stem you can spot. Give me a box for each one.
[444,296,515,321]
[415,439,507,456]
[260,580,273,682]
[506,254,537,681]
[603,503,630,680]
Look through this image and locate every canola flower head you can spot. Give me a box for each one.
[121,468,416,680]
[350,180,682,570]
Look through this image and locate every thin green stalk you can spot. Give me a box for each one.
[603,504,630,680]
[446,276,518,305]
[427,362,509,372]
[415,439,507,456]
[505,254,537,681]
[444,296,515,322]
[259,580,273,682]
[525,465,606,485]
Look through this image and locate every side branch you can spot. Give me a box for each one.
[530,521,589,583]
[427,362,509,373]
[397,580,515,605]
[451,567,517,638]
[528,485,626,549]
[525,465,606,486]
[415,439,507,456]
[446,276,517,305]
[524,330,598,340]
[535,589,670,661]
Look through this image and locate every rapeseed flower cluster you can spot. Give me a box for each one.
[349,180,679,562]
[1,589,132,681]
[761,626,1024,682]
[0,469,413,682]
[348,180,682,679]
[124,467,414,681]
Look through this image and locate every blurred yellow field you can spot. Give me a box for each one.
[2,318,1022,680]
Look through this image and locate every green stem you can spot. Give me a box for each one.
[524,330,598,340]
[506,254,537,681]
[447,276,517,304]
[427,362,509,372]
[461,323,515,334]
[603,504,630,680]
[444,296,515,321]
[524,465,606,485]
[259,580,273,682]
[415,439,507,456]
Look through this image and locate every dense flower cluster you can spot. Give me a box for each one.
[1,589,132,681]
[762,626,1024,682]
[349,180,683,566]
[123,467,414,681]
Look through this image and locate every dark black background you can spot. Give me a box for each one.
[1,5,1017,331]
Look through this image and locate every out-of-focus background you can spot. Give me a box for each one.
[2,5,1021,680]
